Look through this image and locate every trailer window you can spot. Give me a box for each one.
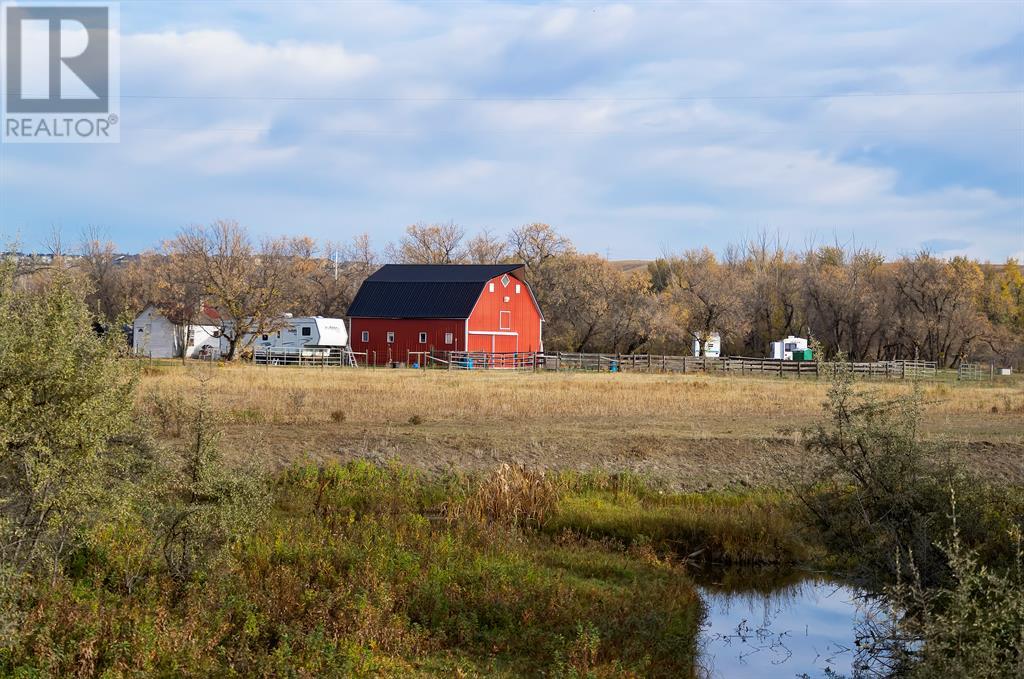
[361,330,369,342]
[444,332,454,345]
[387,331,395,343]
[301,327,311,336]
[419,332,427,344]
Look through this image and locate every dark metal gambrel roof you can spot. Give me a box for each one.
[346,264,527,319]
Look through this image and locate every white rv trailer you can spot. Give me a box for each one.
[251,316,350,363]
[691,332,722,358]
[770,335,808,360]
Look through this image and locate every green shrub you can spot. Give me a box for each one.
[796,359,1021,586]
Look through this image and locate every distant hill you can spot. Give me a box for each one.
[609,260,652,274]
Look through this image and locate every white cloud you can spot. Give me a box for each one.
[3,1,1021,260]
[123,30,376,93]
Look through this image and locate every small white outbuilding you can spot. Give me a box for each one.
[770,335,808,360]
[132,304,222,359]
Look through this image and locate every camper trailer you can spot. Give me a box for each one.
[692,332,722,358]
[252,316,348,351]
[770,335,809,361]
[251,316,349,362]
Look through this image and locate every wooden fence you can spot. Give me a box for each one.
[541,352,938,380]
[435,351,543,371]
[248,346,940,381]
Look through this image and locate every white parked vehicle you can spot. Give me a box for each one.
[691,332,722,358]
[252,316,352,364]
[770,335,808,360]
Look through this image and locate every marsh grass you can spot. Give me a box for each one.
[455,464,560,529]
[546,487,816,565]
[5,461,714,677]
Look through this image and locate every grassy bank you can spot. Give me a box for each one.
[547,484,816,566]
[7,462,740,678]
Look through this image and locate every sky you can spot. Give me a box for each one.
[1,0,1022,260]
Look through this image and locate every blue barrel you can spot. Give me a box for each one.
[610,360,619,373]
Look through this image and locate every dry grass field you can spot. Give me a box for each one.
[139,364,1024,490]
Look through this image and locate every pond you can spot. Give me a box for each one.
[695,567,888,678]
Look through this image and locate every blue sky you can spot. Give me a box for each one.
[1,0,1022,260]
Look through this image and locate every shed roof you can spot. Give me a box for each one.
[347,264,525,319]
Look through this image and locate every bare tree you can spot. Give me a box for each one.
[507,223,573,315]
[295,234,379,317]
[666,248,749,356]
[800,246,888,360]
[164,220,300,360]
[152,252,207,363]
[739,232,803,356]
[78,226,127,322]
[386,222,466,264]
[465,229,509,264]
[892,253,988,366]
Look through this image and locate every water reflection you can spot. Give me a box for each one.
[695,567,873,679]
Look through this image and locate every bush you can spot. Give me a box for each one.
[145,391,189,437]
[158,386,270,583]
[0,263,141,578]
[795,359,1020,586]
[455,464,560,529]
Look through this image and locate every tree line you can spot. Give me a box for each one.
[12,221,1024,366]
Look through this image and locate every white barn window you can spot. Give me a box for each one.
[361,330,369,342]
[387,331,395,343]
[500,311,511,330]
[515,284,521,294]
[489,282,495,292]
[444,332,454,345]
[419,332,428,344]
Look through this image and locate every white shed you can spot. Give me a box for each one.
[132,304,222,359]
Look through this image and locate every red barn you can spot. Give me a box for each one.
[346,264,543,366]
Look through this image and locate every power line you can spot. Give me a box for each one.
[49,89,1024,103]
[4,89,1019,104]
